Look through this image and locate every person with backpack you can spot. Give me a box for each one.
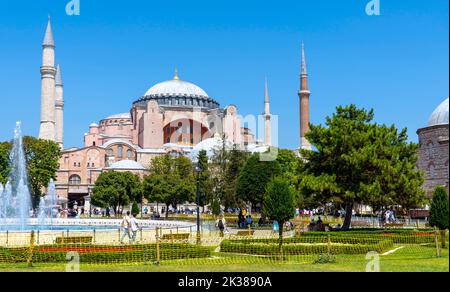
[216,215,226,237]
[120,211,132,244]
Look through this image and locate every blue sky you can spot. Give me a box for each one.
[0,0,448,149]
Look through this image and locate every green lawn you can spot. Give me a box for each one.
[0,245,447,272]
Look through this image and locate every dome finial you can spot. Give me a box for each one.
[173,68,180,80]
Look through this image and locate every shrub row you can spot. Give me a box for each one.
[299,231,436,244]
[0,243,211,264]
[220,236,393,256]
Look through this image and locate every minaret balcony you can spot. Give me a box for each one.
[41,66,56,77]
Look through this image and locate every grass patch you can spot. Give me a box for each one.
[0,246,447,272]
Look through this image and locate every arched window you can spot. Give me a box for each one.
[69,175,81,185]
[127,149,133,159]
[428,164,436,179]
[427,141,434,159]
[117,145,123,158]
[107,149,113,157]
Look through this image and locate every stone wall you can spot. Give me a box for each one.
[417,124,449,196]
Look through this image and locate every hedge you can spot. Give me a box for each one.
[220,236,394,256]
[298,230,437,244]
[0,243,211,264]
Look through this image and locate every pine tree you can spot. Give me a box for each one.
[300,105,425,230]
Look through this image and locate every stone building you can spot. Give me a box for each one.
[37,18,274,207]
[417,98,449,197]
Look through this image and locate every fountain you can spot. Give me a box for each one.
[0,122,195,239]
[0,122,32,229]
[37,179,58,226]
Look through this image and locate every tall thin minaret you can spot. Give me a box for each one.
[39,16,57,141]
[55,64,64,148]
[299,42,311,150]
[264,78,271,146]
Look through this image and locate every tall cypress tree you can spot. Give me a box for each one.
[430,186,449,248]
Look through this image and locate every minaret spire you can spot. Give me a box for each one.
[43,15,55,48]
[299,42,311,150]
[301,42,307,76]
[264,77,271,146]
[55,64,63,86]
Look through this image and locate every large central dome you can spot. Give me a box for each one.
[134,71,220,110]
[145,79,209,98]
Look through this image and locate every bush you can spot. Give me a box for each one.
[220,236,394,256]
[0,243,211,264]
[430,186,449,230]
[298,231,436,244]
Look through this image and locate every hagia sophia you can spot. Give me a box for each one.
[36,18,448,209]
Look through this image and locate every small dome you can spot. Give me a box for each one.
[246,144,269,154]
[108,160,145,170]
[428,98,449,127]
[89,123,99,128]
[190,136,233,161]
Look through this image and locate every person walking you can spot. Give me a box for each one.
[216,215,226,237]
[130,213,141,243]
[120,211,132,244]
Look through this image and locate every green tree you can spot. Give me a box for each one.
[121,171,143,204]
[429,186,449,248]
[23,137,61,208]
[210,135,230,209]
[300,105,425,230]
[211,198,221,216]
[91,171,141,217]
[197,150,213,209]
[0,142,11,185]
[263,177,296,259]
[131,201,140,216]
[169,156,196,211]
[223,146,249,209]
[145,155,195,219]
[236,153,281,209]
[143,174,167,213]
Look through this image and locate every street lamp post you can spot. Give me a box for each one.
[195,165,202,245]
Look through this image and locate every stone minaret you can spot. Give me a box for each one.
[298,42,312,150]
[39,16,57,141]
[55,64,64,148]
[264,78,271,146]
